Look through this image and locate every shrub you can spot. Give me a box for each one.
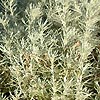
[0,0,100,100]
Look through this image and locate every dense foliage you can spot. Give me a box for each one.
[0,0,100,100]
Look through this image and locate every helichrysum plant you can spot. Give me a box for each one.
[0,0,100,100]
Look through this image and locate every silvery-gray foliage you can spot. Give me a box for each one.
[0,0,100,100]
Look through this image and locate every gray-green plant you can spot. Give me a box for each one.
[0,0,100,100]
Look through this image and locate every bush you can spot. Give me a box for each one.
[0,0,100,100]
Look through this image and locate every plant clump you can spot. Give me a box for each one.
[0,0,100,100]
